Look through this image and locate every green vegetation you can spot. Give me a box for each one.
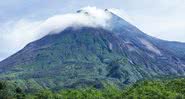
[0,78,184,99]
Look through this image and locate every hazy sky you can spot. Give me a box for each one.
[0,0,185,61]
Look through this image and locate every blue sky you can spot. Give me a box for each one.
[0,0,185,61]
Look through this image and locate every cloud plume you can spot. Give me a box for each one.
[38,6,112,37]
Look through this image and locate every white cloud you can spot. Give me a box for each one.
[0,7,112,61]
[38,6,112,36]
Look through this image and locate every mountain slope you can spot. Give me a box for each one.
[0,9,185,90]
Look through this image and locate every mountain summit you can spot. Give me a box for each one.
[0,8,185,91]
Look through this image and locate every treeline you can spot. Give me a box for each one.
[0,78,185,99]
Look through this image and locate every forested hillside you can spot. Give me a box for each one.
[0,78,184,99]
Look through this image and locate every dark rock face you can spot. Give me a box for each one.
[0,11,185,90]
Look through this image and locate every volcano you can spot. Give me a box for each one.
[0,9,185,91]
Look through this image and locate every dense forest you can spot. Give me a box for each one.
[0,78,184,99]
